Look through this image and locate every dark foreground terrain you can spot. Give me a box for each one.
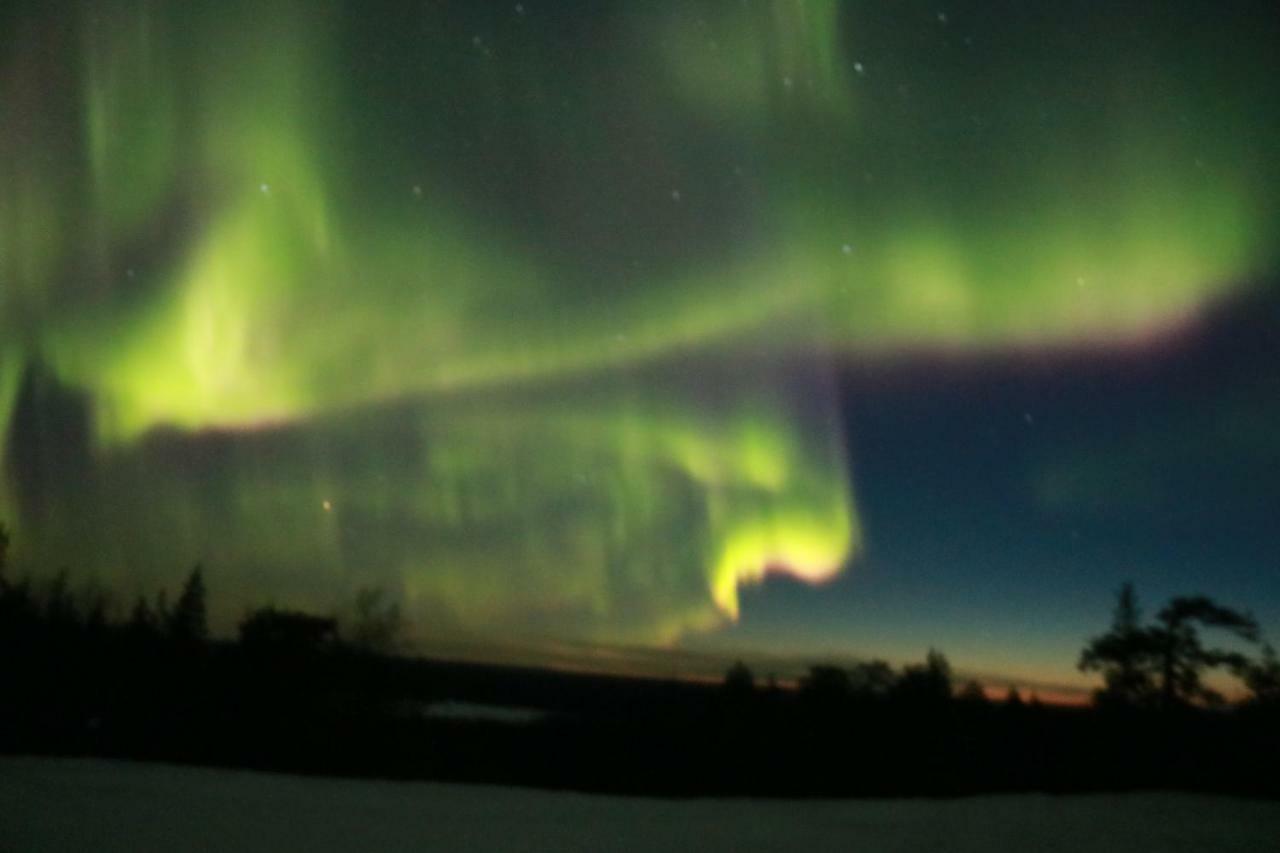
[2,621,1279,800]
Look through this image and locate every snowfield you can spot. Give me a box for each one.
[3,757,1279,852]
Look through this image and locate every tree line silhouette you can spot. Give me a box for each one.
[714,581,1279,714]
[2,519,1278,797]
[0,524,403,658]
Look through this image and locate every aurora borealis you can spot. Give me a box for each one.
[2,0,1278,693]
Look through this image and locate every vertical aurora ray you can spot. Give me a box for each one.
[655,0,852,127]
[81,0,178,253]
[0,14,74,332]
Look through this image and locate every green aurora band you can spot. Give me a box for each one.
[1,0,1277,651]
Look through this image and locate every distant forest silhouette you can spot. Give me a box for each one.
[2,521,1278,798]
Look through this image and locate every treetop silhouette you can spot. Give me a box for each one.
[1080,583,1263,708]
[1079,582,1158,707]
[169,564,209,647]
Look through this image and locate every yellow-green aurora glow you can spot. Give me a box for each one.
[1,0,1277,658]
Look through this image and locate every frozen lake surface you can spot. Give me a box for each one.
[3,756,1279,852]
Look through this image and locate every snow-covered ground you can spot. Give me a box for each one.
[3,756,1278,852]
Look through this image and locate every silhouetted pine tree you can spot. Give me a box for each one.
[1245,643,1280,707]
[1081,584,1262,709]
[1079,582,1159,707]
[1151,596,1258,708]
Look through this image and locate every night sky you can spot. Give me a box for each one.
[2,0,1278,698]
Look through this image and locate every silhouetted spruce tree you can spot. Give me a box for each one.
[723,660,755,696]
[154,588,171,628]
[1078,582,1158,707]
[1150,596,1258,708]
[0,523,36,650]
[82,583,109,635]
[128,595,159,638]
[892,649,953,706]
[169,565,208,646]
[43,569,78,631]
